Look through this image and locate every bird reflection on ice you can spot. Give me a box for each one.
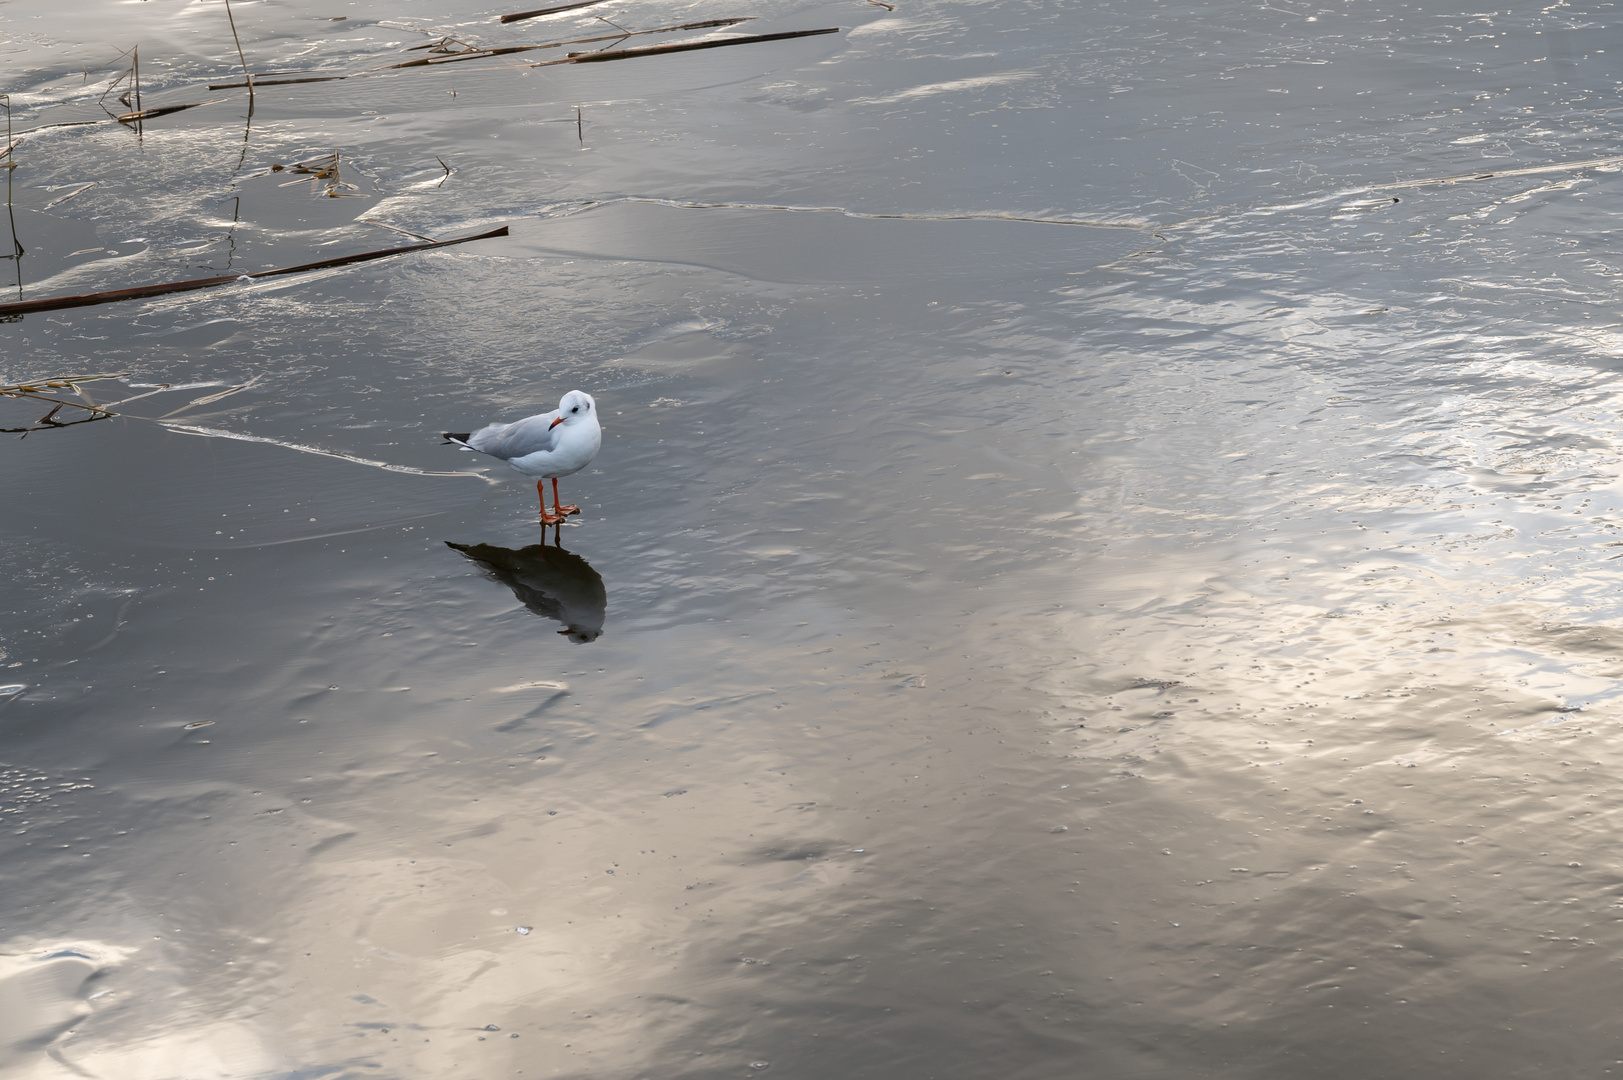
[446,528,606,642]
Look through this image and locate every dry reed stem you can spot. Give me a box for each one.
[2,95,17,300]
[95,47,140,113]
[96,385,176,409]
[239,151,339,179]
[0,378,267,435]
[0,370,490,476]
[6,380,492,481]
[206,18,756,88]
[41,183,96,209]
[1368,155,1623,191]
[408,35,482,53]
[265,150,364,198]
[2,413,107,434]
[133,45,142,136]
[118,100,225,123]
[157,375,260,418]
[502,0,612,24]
[553,27,839,64]
[157,420,496,480]
[359,219,437,242]
[1,373,132,396]
[8,120,106,141]
[1,372,137,432]
[223,0,255,109]
[0,226,509,317]
[208,74,348,89]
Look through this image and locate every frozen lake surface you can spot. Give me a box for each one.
[5,0,1623,1076]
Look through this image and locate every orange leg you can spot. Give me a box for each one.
[552,477,579,517]
[537,479,562,524]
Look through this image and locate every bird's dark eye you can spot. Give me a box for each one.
[571,406,579,413]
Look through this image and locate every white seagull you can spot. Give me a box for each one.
[444,390,602,524]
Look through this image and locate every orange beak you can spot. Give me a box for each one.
[549,416,565,430]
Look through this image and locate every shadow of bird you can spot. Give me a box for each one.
[446,530,606,643]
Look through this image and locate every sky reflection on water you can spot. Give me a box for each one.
[7,0,1623,1077]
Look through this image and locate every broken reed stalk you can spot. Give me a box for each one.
[96,48,138,112]
[502,0,612,24]
[42,183,96,210]
[118,100,224,123]
[223,0,255,110]
[2,95,18,300]
[205,18,758,88]
[359,219,437,242]
[133,46,142,136]
[0,225,509,317]
[0,372,134,430]
[407,35,477,54]
[209,74,347,89]
[553,27,840,64]
[382,43,563,70]
[156,376,258,418]
[266,150,363,198]
[1,408,108,434]
[0,92,12,169]
[1,376,128,399]
[10,120,111,141]
[4,374,498,477]
[0,375,250,434]
[1369,154,1623,191]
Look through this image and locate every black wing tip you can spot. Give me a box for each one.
[443,431,471,445]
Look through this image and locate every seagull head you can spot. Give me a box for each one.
[549,390,596,430]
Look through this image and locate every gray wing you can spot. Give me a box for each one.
[465,411,561,460]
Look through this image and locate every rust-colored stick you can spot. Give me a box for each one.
[0,226,509,317]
